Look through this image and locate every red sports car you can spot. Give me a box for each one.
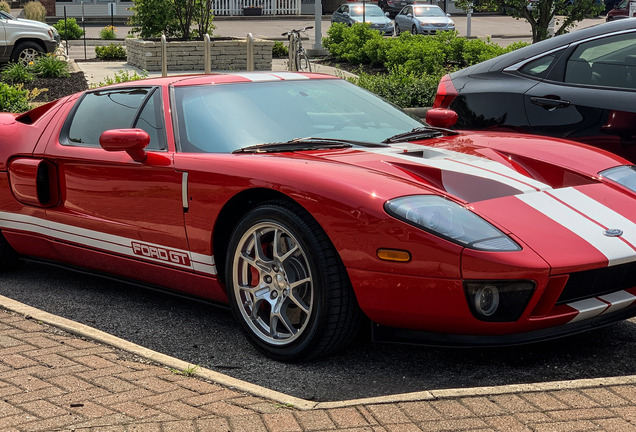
[1,72,636,361]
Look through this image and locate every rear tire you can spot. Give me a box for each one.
[11,41,44,65]
[226,201,361,362]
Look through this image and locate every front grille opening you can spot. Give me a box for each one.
[557,261,636,305]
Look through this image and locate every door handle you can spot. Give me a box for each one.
[530,96,571,110]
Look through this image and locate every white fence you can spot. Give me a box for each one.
[213,0,301,15]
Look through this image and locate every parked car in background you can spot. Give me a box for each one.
[394,4,455,35]
[430,19,636,162]
[606,0,635,20]
[331,3,394,35]
[378,0,415,18]
[0,10,60,64]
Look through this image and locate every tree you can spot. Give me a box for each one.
[129,0,214,40]
[454,0,604,42]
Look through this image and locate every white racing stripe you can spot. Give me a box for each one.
[0,211,217,275]
[364,145,552,194]
[568,290,636,323]
[516,190,636,266]
[549,188,636,248]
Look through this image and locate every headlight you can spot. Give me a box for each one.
[600,165,636,193]
[385,195,521,251]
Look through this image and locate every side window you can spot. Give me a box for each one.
[135,90,167,150]
[565,32,636,89]
[519,51,561,79]
[62,87,166,150]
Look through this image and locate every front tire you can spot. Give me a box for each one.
[395,23,401,35]
[411,25,418,35]
[11,41,44,65]
[226,201,361,361]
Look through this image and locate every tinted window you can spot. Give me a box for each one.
[519,53,560,79]
[64,88,166,149]
[565,32,636,89]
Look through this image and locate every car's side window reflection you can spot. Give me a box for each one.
[62,87,167,150]
[565,32,636,89]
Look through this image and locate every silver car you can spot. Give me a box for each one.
[331,3,394,36]
[394,4,455,35]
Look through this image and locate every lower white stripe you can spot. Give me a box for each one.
[599,290,636,314]
[517,190,636,266]
[568,298,608,323]
[0,211,217,275]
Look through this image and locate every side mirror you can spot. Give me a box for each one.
[447,13,451,16]
[407,13,413,17]
[385,11,390,16]
[100,129,150,162]
[425,108,458,128]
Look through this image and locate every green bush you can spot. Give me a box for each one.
[323,24,530,107]
[22,1,47,22]
[323,23,383,64]
[1,62,35,84]
[100,25,117,40]
[31,54,69,78]
[0,1,10,13]
[91,69,148,89]
[53,18,85,40]
[95,44,126,60]
[0,83,30,113]
[129,0,214,40]
[272,41,288,58]
[349,65,440,108]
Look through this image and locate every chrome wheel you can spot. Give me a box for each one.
[232,221,313,345]
[226,201,362,361]
[12,41,43,65]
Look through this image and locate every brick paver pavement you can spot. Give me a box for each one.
[2,308,636,431]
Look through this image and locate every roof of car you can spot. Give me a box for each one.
[455,18,636,75]
[104,72,340,89]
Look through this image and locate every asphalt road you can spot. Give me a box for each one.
[2,260,636,402]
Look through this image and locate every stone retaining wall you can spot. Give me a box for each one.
[125,38,274,72]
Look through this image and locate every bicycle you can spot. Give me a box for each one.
[281,26,313,72]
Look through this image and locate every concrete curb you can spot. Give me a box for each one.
[3,293,636,411]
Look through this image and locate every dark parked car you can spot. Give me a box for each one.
[431,19,636,162]
[331,3,394,35]
[606,0,634,20]
[378,0,414,18]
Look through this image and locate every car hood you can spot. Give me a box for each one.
[6,17,54,31]
[419,17,453,25]
[293,132,636,272]
[353,16,391,24]
[305,132,624,205]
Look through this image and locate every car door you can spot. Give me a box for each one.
[37,86,194,275]
[395,6,411,30]
[523,30,636,161]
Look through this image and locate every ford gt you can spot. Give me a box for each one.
[1,72,636,361]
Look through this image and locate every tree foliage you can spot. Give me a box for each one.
[454,0,604,42]
[128,0,215,40]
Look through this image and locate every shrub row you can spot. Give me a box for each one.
[324,23,528,107]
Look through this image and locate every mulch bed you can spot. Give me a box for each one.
[26,72,90,102]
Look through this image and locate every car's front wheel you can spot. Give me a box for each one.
[411,25,418,35]
[226,201,361,362]
[11,41,44,65]
[395,23,401,35]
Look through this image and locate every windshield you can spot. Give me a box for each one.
[350,5,386,16]
[414,6,446,16]
[0,11,14,19]
[173,79,423,153]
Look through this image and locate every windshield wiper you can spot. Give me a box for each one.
[382,126,459,144]
[233,137,387,154]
